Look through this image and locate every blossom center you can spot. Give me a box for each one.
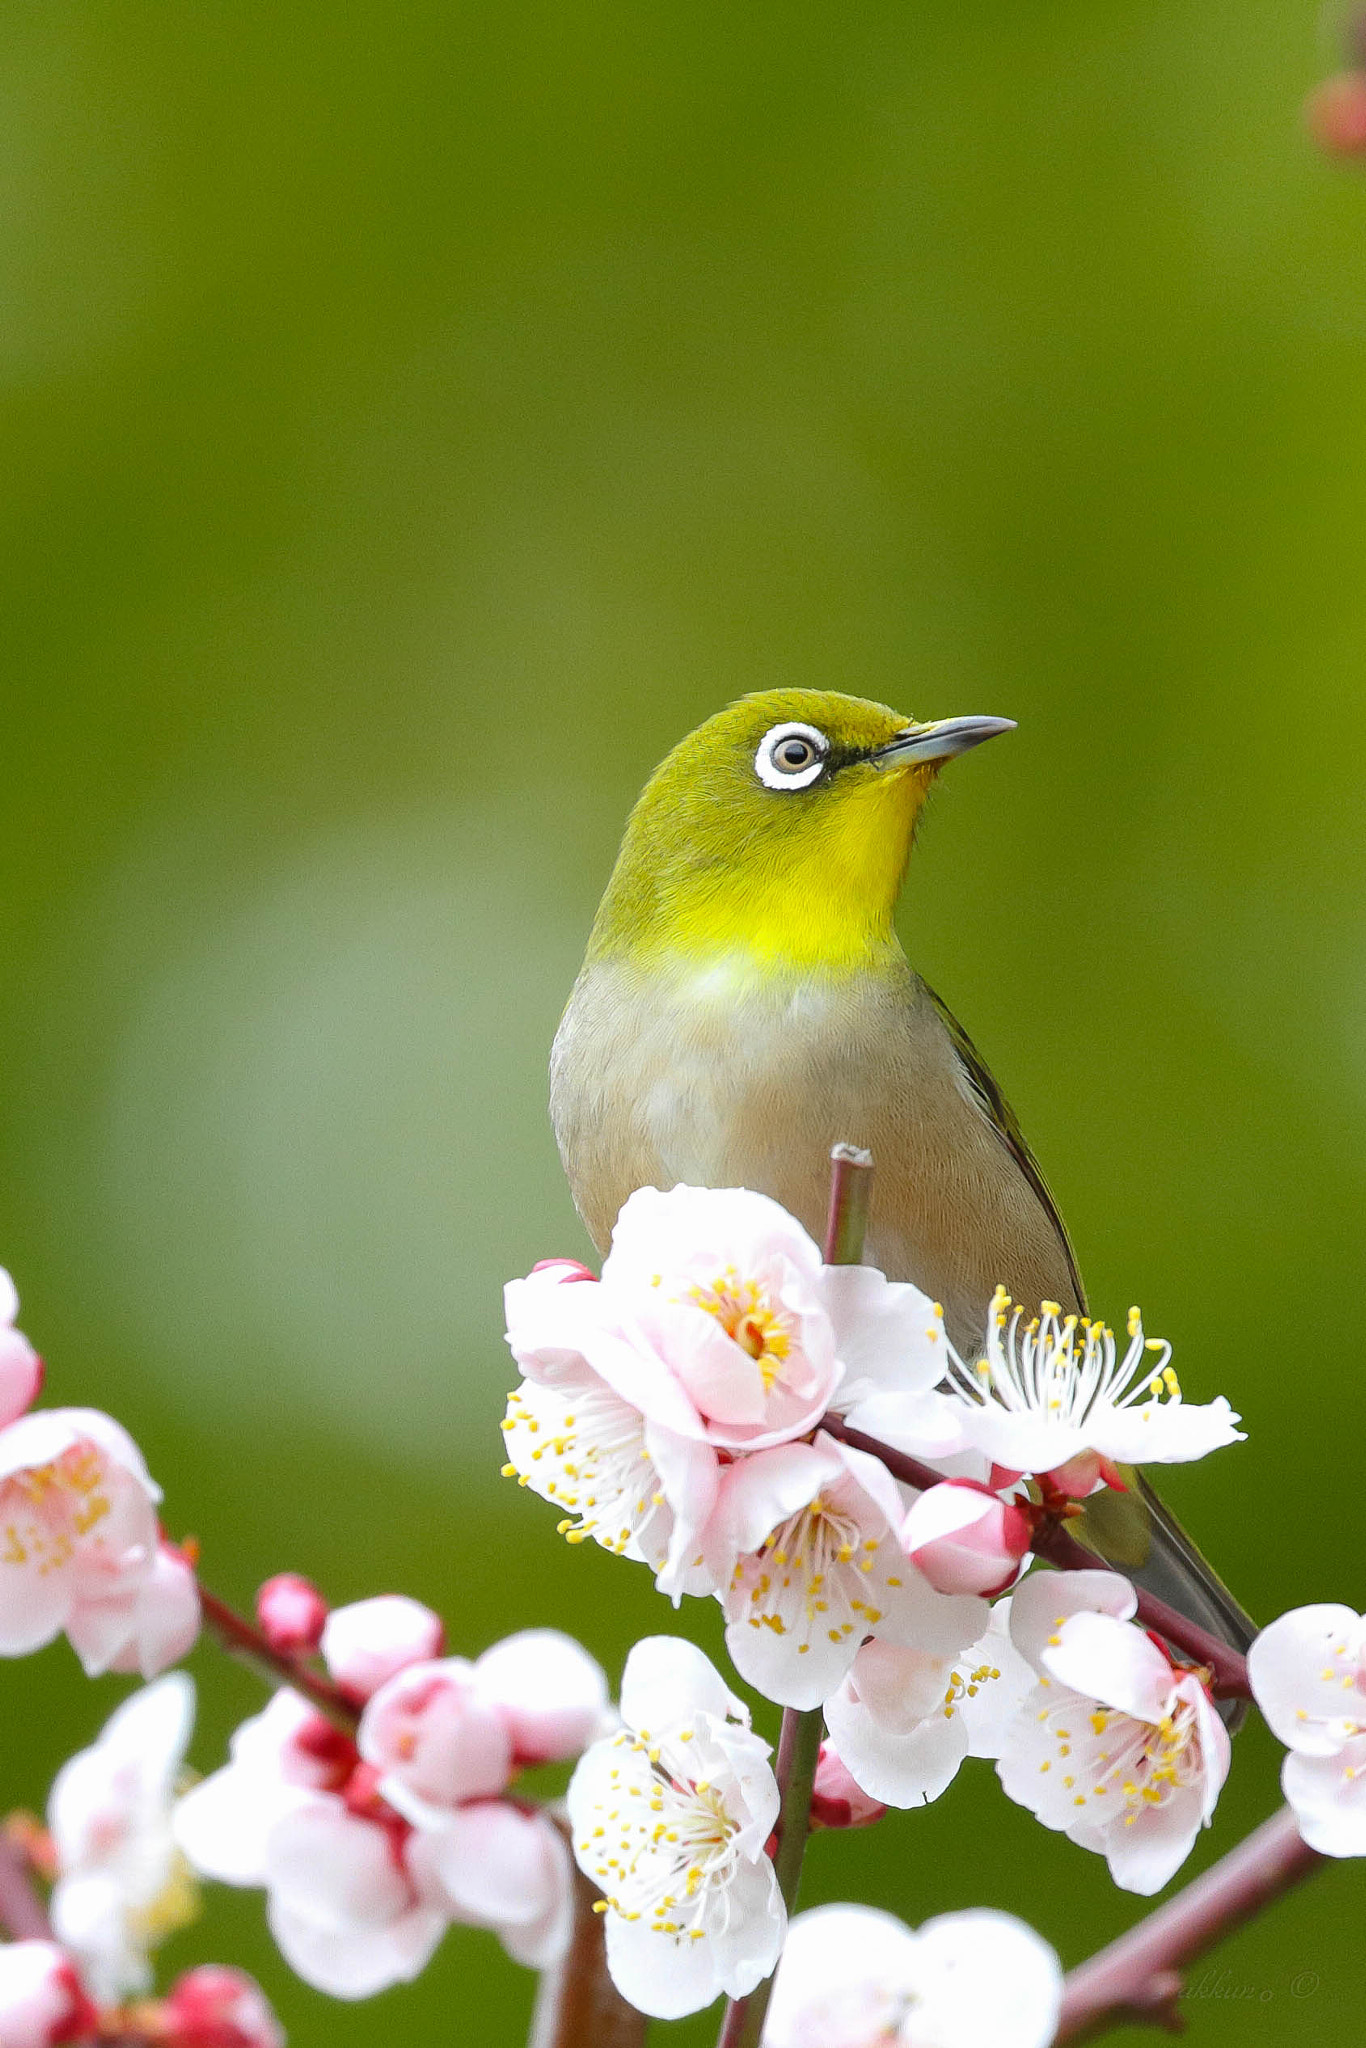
[731,1493,891,1653]
[1,1445,112,1572]
[579,1731,743,1942]
[688,1270,792,1388]
[1037,1682,1208,1824]
[948,1289,1177,1433]
[501,1384,669,1560]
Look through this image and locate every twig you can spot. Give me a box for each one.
[196,1582,358,1731]
[0,1831,53,1940]
[715,1146,875,2048]
[1054,1807,1322,2041]
[820,1419,1251,1698]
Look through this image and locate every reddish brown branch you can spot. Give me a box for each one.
[196,1583,357,1731]
[820,1418,1251,1699]
[1054,1807,1322,2041]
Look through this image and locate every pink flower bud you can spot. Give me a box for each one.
[809,1744,888,1830]
[901,1480,1031,1598]
[0,1942,98,2048]
[162,1966,285,2048]
[359,1659,513,1812]
[529,1259,597,1284]
[320,1595,445,1701]
[255,1572,329,1653]
[1308,72,1366,157]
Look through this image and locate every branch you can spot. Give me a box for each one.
[819,1419,1251,1699]
[715,1146,875,2048]
[196,1582,358,1731]
[1054,1807,1322,2041]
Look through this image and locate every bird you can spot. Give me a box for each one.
[550,689,1254,1655]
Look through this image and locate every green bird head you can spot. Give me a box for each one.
[587,690,1013,976]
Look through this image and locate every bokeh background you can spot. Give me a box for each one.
[4,2,1365,2041]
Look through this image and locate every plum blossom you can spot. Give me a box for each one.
[161,1966,285,2048]
[943,1290,1243,1479]
[822,1600,1034,1809]
[997,1570,1230,1894]
[470,1628,612,1762]
[761,1903,1062,2048]
[501,1373,718,1599]
[501,1189,967,1595]
[0,1270,42,1431]
[319,1595,444,1702]
[174,1688,449,1999]
[566,1636,783,2018]
[0,1940,98,2048]
[901,1480,1032,1597]
[1247,1604,1366,1855]
[0,1409,194,1675]
[48,1674,199,2000]
[714,1432,988,1709]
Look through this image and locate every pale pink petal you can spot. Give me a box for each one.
[1040,1612,1176,1723]
[1008,1567,1137,1671]
[321,1595,444,1700]
[175,1770,317,1888]
[1283,1739,1366,1856]
[1095,1397,1244,1466]
[911,1910,1063,2048]
[1101,1777,1209,1895]
[0,1329,42,1433]
[823,1688,968,1807]
[265,1803,412,1929]
[619,1635,748,1733]
[712,1441,833,1556]
[359,1658,512,1808]
[473,1630,611,1762]
[763,1904,919,2048]
[409,1801,568,1931]
[821,1263,946,1399]
[1247,1605,1366,1755]
[266,1895,445,1998]
[119,1546,201,1678]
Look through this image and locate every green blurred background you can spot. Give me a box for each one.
[3,1,1365,2040]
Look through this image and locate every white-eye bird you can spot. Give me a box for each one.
[550,690,1253,1653]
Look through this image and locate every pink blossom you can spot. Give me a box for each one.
[175,1689,447,1999]
[0,1941,98,2048]
[473,1629,611,1763]
[0,1271,42,1431]
[407,1802,573,1969]
[69,1541,201,1681]
[997,1570,1230,1894]
[0,1409,168,1671]
[320,1595,445,1702]
[808,1747,887,1831]
[162,1966,285,2048]
[901,1481,1032,1598]
[1247,1603,1366,1856]
[256,1574,328,1654]
[713,1431,988,1709]
[358,1659,514,1821]
[48,1676,197,1999]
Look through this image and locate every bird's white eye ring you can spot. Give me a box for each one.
[754,722,829,791]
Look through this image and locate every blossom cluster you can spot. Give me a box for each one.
[177,1599,609,1996]
[0,1272,199,1681]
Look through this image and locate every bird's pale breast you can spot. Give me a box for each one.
[550,955,1079,1353]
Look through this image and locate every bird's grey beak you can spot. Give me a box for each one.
[871,715,1016,768]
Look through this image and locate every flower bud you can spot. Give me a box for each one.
[808,1745,888,1830]
[0,1941,98,2048]
[529,1259,597,1284]
[901,1480,1031,1598]
[320,1594,445,1701]
[1308,72,1366,156]
[359,1659,513,1815]
[255,1572,329,1654]
[162,1966,285,2048]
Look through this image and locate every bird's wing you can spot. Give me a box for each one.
[922,979,1088,1314]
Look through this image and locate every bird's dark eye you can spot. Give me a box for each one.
[754,722,829,791]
